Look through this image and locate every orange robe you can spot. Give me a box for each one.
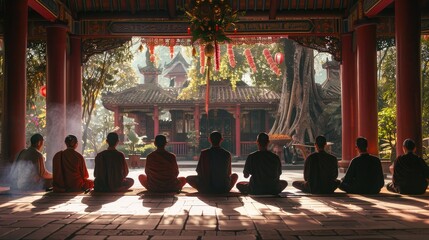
[52,148,93,192]
[94,148,133,192]
[145,149,181,192]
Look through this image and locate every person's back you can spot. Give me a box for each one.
[94,148,127,192]
[9,134,52,191]
[387,139,429,195]
[94,132,134,192]
[198,146,232,193]
[306,151,339,193]
[340,137,384,194]
[342,154,384,193]
[245,150,284,194]
[53,135,93,192]
[392,152,428,194]
[292,135,339,194]
[145,149,178,190]
[139,134,186,192]
[186,131,238,194]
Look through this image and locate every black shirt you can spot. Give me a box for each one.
[243,150,282,194]
[342,153,385,193]
[304,150,338,193]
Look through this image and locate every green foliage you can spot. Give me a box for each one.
[137,144,157,157]
[377,38,429,160]
[422,38,429,143]
[378,107,397,161]
[186,0,241,44]
[125,128,144,154]
[82,40,138,154]
[26,100,46,139]
[26,41,47,106]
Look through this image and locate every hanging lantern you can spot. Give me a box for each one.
[244,49,257,73]
[39,85,47,98]
[275,52,284,65]
[227,44,236,68]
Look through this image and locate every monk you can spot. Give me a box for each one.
[186,131,238,194]
[94,132,134,192]
[139,135,186,192]
[9,134,52,191]
[387,139,429,195]
[52,135,94,192]
[339,137,384,194]
[236,132,288,195]
[292,135,340,194]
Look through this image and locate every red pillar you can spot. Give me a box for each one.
[235,105,241,157]
[339,33,358,167]
[67,36,83,152]
[395,0,422,156]
[154,106,159,137]
[2,0,28,165]
[355,22,378,155]
[46,24,68,170]
[194,105,200,144]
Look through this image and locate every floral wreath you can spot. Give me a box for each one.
[186,0,239,45]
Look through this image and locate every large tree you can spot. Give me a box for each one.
[269,40,325,144]
[82,41,137,154]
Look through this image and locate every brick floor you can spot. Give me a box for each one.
[0,169,428,239]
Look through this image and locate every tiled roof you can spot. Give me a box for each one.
[102,83,280,109]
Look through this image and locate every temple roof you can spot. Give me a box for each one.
[102,82,280,110]
[164,51,190,73]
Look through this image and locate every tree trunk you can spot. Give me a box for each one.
[270,40,324,144]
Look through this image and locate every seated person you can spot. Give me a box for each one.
[139,135,186,192]
[339,137,384,194]
[236,132,288,195]
[186,131,238,194]
[9,133,53,191]
[292,135,340,194]
[94,132,134,192]
[387,139,429,195]
[52,135,94,192]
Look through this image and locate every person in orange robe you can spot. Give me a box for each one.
[94,132,134,192]
[9,134,52,191]
[139,135,186,192]
[52,135,94,192]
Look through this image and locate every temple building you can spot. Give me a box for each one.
[102,51,280,158]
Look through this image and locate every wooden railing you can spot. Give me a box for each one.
[166,142,189,156]
[241,141,257,156]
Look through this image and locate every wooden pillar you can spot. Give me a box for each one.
[194,105,200,143]
[235,105,241,157]
[265,111,270,133]
[339,33,358,167]
[2,0,28,165]
[46,24,68,170]
[67,35,83,152]
[355,22,378,155]
[395,0,422,156]
[154,105,159,136]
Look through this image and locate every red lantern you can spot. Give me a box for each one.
[39,85,47,97]
[275,53,284,65]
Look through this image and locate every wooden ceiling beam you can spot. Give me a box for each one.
[167,0,176,19]
[364,0,394,18]
[269,0,280,19]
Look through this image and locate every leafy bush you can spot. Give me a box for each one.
[137,144,156,157]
